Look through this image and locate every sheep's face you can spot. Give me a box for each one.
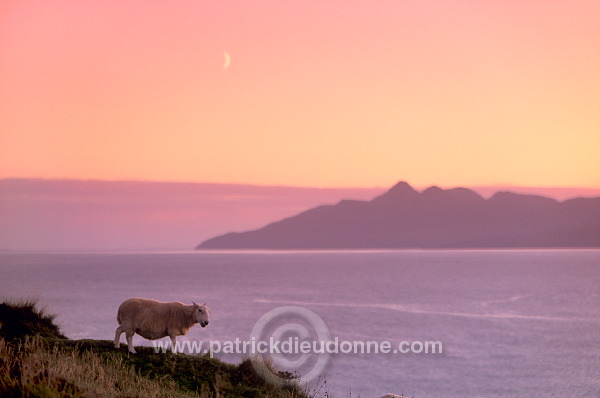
[192,302,210,327]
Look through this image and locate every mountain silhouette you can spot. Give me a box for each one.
[196,181,600,249]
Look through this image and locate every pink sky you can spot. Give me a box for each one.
[0,179,385,250]
[1,1,599,189]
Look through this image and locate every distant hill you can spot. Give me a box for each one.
[196,181,600,249]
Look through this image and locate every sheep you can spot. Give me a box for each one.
[114,297,210,354]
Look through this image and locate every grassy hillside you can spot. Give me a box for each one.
[0,299,312,398]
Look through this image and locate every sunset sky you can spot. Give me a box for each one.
[1,0,599,189]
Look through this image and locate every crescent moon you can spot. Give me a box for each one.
[223,52,231,69]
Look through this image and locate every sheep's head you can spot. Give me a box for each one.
[192,302,210,327]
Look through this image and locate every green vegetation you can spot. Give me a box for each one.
[0,299,312,398]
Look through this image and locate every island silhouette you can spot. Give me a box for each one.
[196,181,600,249]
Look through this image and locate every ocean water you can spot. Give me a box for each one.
[1,250,599,398]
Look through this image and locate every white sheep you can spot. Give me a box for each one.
[114,297,210,354]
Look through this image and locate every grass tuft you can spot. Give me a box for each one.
[0,298,65,340]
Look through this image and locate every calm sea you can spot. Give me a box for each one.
[1,250,599,398]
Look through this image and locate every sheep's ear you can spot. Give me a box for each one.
[203,302,207,306]
[192,301,199,308]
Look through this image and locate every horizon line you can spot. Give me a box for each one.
[2,176,599,191]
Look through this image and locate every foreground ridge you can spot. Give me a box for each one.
[0,299,308,398]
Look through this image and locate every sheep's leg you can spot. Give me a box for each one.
[170,336,178,354]
[125,330,137,354]
[114,326,123,349]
